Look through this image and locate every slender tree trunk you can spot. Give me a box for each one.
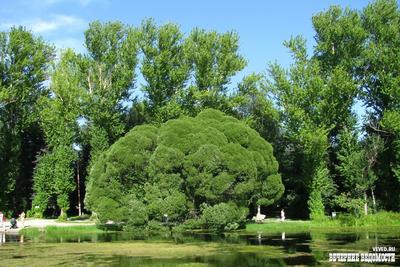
[77,159,82,216]
[371,188,376,213]
[364,191,368,215]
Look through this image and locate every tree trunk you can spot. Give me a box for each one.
[77,160,82,216]
[371,188,376,213]
[364,192,368,215]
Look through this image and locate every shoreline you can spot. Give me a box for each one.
[3,213,400,235]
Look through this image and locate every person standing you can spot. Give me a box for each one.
[281,209,285,222]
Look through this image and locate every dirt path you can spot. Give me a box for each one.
[2,218,95,233]
[23,218,94,228]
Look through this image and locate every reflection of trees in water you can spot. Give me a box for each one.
[111,253,288,267]
[203,253,287,267]
[8,230,398,266]
[310,231,328,263]
[308,230,400,264]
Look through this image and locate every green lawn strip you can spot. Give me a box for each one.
[20,225,104,236]
[245,219,400,234]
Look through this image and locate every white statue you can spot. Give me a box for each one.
[281,209,285,222]
[252,205,266,223]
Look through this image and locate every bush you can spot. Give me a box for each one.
[146,220,168,232]
[200,202,247,231]
[58,211,68,221]
[85,109,283,226]
[180,218,203,230]
[338,213,358,226]
[67,214,91,221]
[308,190,326,221]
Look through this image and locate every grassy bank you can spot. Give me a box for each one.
[246,211,400,233]
[20,225,104,236]
[20,212,400,236]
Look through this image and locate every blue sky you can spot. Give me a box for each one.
[1,0,371,72]
[1,0,372,117]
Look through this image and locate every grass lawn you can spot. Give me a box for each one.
[20,225,104,236]
[245,211,400,233]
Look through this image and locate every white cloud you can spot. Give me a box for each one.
[30,14,86,34]
[0,14,86,34]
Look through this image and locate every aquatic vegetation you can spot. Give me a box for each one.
[1,229,398,266]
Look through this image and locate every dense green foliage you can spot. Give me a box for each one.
[267,0,400,219]
[199,202,248,231]
[32,50,82,218]
[85,109,283,227]
[0,0,399,227]
[0,27,54,216]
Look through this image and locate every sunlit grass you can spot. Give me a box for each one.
[245,211,400,233]
[20,225,103,236]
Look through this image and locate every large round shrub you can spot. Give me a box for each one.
[85,109,284,224]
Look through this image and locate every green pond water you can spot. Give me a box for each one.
[0,229,399,266]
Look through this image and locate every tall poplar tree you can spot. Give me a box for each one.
[82,21,139,168]
[0,27,54,215]
[32,49,83,217]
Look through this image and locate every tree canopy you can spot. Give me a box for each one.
[85,109,283,225]
[1,0,399,224]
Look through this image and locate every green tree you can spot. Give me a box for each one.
[232,73,280,143]
[0,27,54,215]
[186,28,247,113]
[32,49,83,217]
[139,19,190,122]
[312,5,366,73]
[336,129,384,215]
[82,20,139,171]
[311,0,400,211]
[360,0,400,210]
[381,111,400,182]
[267,36,354,219]
[129,21,248,124]
[85,109,283,227]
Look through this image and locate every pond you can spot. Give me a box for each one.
[0,229,399,266]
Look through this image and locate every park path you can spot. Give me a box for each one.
[2,218,95,233]
[23,218,94,228]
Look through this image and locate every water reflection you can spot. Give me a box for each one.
[1,229,399,266]
[0,232,4,244]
